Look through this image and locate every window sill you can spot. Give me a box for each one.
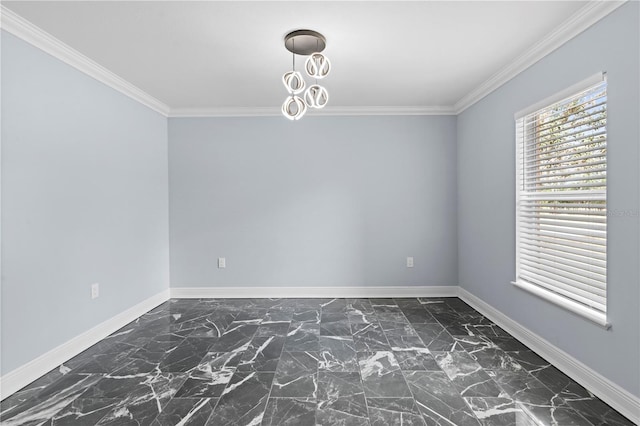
[511,280,610,329]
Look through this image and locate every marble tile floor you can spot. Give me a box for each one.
[1,297,634,426]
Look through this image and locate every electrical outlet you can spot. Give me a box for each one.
[406,257,414,268]
[91,283,100,299]
[218,257,226,269]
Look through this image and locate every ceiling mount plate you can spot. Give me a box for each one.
[284,29,326,55]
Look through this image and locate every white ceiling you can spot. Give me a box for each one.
[4,1,594,113]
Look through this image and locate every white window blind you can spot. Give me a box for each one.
[514,73,608,327]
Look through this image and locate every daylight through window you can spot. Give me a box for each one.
[514,73,608,327]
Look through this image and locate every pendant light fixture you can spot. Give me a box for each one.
[282,29,330,120]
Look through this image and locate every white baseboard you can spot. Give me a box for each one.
[170,285,458,299]
[458,287,640,425]
[0,289,170,400]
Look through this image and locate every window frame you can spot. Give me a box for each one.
[512,73,610,328]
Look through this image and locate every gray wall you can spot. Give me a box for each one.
[457,3,639,397]
[1,32,170,374]
[169,116,458,288]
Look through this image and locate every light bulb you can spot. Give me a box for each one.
[282,71,306,94]
[282,96,307,120]
[305,53,331,79]
[304,85,329,109]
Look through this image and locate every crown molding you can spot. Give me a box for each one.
[168,105,456,118]
[454,0,627,114]
[0,6,170,116]
[1,1,625,118]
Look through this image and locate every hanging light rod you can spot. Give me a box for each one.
[284,29,326,55]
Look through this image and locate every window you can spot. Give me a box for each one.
[514,73,608,327]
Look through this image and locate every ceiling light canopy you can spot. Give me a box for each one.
[282,29,330,120]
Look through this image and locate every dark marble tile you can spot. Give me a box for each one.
[519,404,591,425]
[392,348,441,371]
[376,311,409,324]
[412,323,463,352]
[393,298,424,309]
[321,311,350,323]
[151,397,217,426]
[187,311,237,338]
[565,396,636,426]
[464,397,524,426]
[201,349,243,371]
[168,307,212,325]
[233,308,267,323]
[316,372,369,425]
[435,352,505,397]
[1,390,40,421]
[347,300,377,325]
[208,322,258,353]
[379,321,418,334]
[4,297,633,426]
[237,336,286,372]
[369,298,398,307]
[205,372,274,425]
[95,402,162,425]
[175,368,235,398]
[348,311,378,326]
[159,338,213,373]
[255,321,291,337]
[275,351,318,375]
[112,345,172,376]
[284,322,320,352]
[485,336,531,352]
[504,350,550,374]
[466,346,523,372]
[320,298,348,313]
[106,319,164,346]
[417,298,450,312]
[367,397,426,426]
[404,371,481,426]
[39,398,118,426]
[386,333,428,351]
[467,323,511,338]
[250,298,296,310]
[443,298,478,313]
[71,342,140,373]
[271,352,318,398]
[346,299,376,314]
[93,373,187,425]
[140,333,185,354]
[262,398,316,426]
[531,364,592,399]
[357,351,411,397]
[292,309,321,324]
[174,352,239,398]
[351,323,390,351]
[320,319,352,337]
[262,310,294,323]
[84,372,187,401]
[0,365,70,417]
[452,335,497,352]
[487,370,555,404]
[170,318,216,339]
[317,336,359,372]
[1,374,103,426]
[486,369,588,424]
[432,311,481,336]
[401,307,437,324]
